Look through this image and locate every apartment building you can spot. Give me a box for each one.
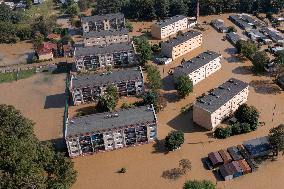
[193,78,249,130]
[74,42,136,71]
[70,67,144,105]
[83,28,130,47]
[151,15,188,39]
[81,13,126,33]
[65,105,158,157]
[174,51,222,85]
[161,31,202,60]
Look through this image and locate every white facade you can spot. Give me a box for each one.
[151,16,188,39]
[188,56,222,85]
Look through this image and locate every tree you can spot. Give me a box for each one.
[122,0,156,20]
[175,75,193,98]
[26,0,33,9]
[269,124,284,157]
[236,40,258,59]
[234,104,260,130]
[66,4,80,17]
[106,84,119,102]
[214,127,232,139]
[0,3,12,22]
[169,0,188,16]
[134,36,153,64]
[0,104,77,188]
[143,90,166,112]
[154,0,170,19]
[33,32,44,49]
[227,26,237,33]
[125,21,133,32]
[183,180,216,189]
[252,51,270,72]
[78,0,90,12]
[94,0,123,14]
[97,94,117,112]
[145,64,162,90]
[165,130,184,151]
[31,16,57,36]
[274,50,284,66]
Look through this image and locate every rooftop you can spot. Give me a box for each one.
[81,13,125,23]
[173,51,221,77]
[71,67,142,89]
[195,78,249,113]
[65,105,156,137]
[74,42,134,57]
[83,28,129,38]
[161,30,202,48]
[243,136,271,158]
[154,15,187,28]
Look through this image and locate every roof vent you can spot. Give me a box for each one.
[227,87,231,91]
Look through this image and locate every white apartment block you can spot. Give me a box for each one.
[174,51,222,85]
[83,28,130,47]
[161,31,202,60]
[151,15,188,39]
[193,78,249,130]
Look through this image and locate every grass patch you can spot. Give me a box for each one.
[0,68,36,83]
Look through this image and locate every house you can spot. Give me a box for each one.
[151,15,188,39]
[36,42,58,61]
[237,159,252,174]
[173,51,222,85]
[83,28,130,47]
[74,42,137,71]
[227,146,244,161]
[69,67,144,105]
[260,27,284,43]
[161,31,202,60]
[47,33,61,41]
[219,164,234,180]
[243,136,272,158]
[218,149,233,164]
[65,105,158,157]
[226,32,245,46]
[211,19,228,33]
[193,78,249,130]
[224,161,243,178]
[208,152,223,167]
[229,15,253,31]
[247,29,272,44]
[81,13,126,33]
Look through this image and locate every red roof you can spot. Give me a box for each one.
[42,42,57,50]
[47,33,61,40]
[36,47,52,55]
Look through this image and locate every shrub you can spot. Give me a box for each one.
[183,180,216,189]
[214,127,232,139]
[119,167,126,173]
[145,64,161,90]
[235,104,260,127]
[228,26,237,33]
[174,75,193,98]
[252,51,270,72]
[231,123,242,135]
[165,130,184,151]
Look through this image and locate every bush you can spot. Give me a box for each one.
[143,90,167,112]
[183,180,216,189]
[165,130,184,151]
[119,167,126,173]
[252,51,270,72]
[228,26,237,33]
[145,64,161,90]
[125,21,133,32]
[235,104,260,127]
[231,123,242,135]
[240,122,251,133]
[214,127,232,139]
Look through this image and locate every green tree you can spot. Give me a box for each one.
[252,51,270,72]
[97,94,117,112]
[122,0,156,20]
[227,25,237,33]
[154,0,170,19]
[234,103,260,130]
[269,124,284,157]
[134,36,153,64]
[66,4,80,17]
[94,0,123,14]
[169,0,188,16]
[78,0,90,12]
[236,40,258,59]
[0,3,12,22]
[145,64,161,90]
[214,127,232,139]
[125,21,133,32]
[106,84,119,102]
[183,180,216,189]
[165,130,184,151]
[175,75,193,98]
[26,0,33,9]
[143,90,166,112]
[33,32,44,49]
[0,104,77,188]
[274,50,284,66]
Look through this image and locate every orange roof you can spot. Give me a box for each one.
[47,33,61,40]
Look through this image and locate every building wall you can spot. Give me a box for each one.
[84,34,130,46]
[187,56,222,85]
[82,17,126,33]
[151,17,188,39]
[193,86,249,130]
[161,34,202,60]
[38,53,53,61]
[65,121,157,158]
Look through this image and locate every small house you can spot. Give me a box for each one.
[208,152,223,167]
[226,161,243,178]
[219,164,234,181]
[227,146,243,161]
[243,136,271,158]
[237,159,252,174]
[218,149,232,164]
[47,33,61,41]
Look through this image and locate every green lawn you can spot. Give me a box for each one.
[0,68,36,83]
